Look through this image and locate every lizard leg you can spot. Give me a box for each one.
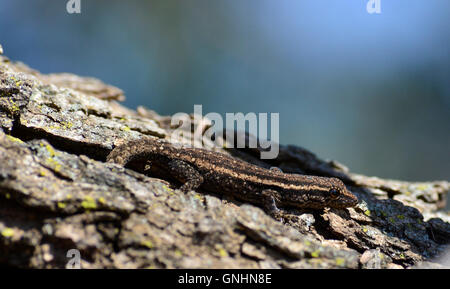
[261,189,283,221]
[167,159,204,192]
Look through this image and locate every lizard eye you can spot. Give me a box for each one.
[329,188,340,198]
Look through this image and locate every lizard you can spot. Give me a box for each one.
[106,137,358,217]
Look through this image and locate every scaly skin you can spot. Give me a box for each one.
[107,138,358,214]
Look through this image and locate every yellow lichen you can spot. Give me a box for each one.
[216,246,228,258]
[81,196,97,210]
[61,121,73,129]
[1,228,14,238]
[57,202,67,209]
[364,210,371,216]
[6,135,23,143]
[45,144,57,157]
[335,258,345,266]
[39,169,47,177]
[45,158,61,172]
[121,126,131,132]
[416,184,428,191]
[1,98,20,113]
[11,101,20,112]
[162,185,173,192]
[311,250,320,258]
[141,240,153,249]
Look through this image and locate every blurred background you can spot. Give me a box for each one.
[0,0,449,182]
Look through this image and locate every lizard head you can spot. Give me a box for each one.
[280,175,358,209]
[285,176,358,209]
[323,177,358,209]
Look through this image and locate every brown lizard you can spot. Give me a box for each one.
[107,138,358,217]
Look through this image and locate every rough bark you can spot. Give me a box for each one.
[0,50,448,269]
